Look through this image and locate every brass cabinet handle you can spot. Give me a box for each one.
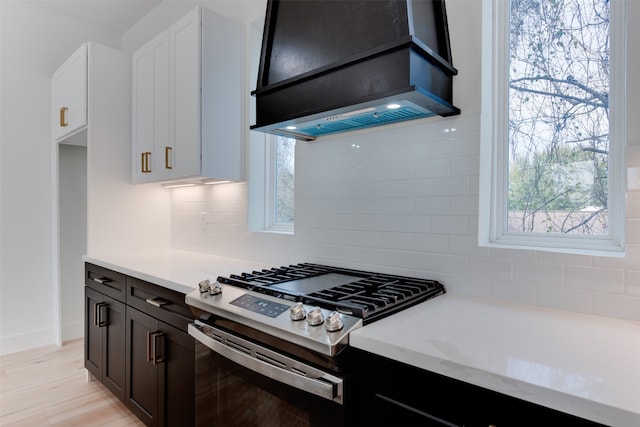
[140,152,152,173]
[60,107,68,127]
[165,146,172,170]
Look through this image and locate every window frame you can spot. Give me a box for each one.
[248,133,294,234]
[479,0,627,256]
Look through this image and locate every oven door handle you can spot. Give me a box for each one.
[188,322,344,404]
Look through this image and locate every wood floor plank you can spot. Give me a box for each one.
[0,338,144,426]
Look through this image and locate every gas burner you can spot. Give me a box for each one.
[216,263,445,323]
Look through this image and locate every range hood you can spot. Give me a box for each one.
[251,0,460,141]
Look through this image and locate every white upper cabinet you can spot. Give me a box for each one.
[52,44,88,142]
[132,32,170,182]
[132,7,243,184]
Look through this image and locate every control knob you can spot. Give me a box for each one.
[289,302,306,321]
[198,279,211,293]
[306,307,324,326]
[325,311,344,332]
[208,282,223,296]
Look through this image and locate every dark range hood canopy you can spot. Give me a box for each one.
[251,0,460,141]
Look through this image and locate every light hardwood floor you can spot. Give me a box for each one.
[0,338,144,426]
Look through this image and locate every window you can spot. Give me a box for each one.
[480,0,626,255]
[270,136,295,230]
[248,134,295,233]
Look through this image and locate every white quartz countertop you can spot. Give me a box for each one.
[83,250,272,295]
[83,251,639,426]
[350,294,640,427]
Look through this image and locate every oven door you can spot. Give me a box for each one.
[189,321,346,427]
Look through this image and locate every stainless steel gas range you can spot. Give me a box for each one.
[185,263,445,426]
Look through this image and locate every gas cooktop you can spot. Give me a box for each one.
[217,263,445,323]
[186,263,445,356]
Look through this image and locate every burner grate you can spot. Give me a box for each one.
[216,263,445,322]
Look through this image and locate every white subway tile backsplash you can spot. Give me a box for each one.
[398,215,431,233]
[538,285,594,314]
[594,292,640,321]
[626,192,640,219]
[450,196,479,216]
[537,251,593,266]
[565,265,625,293]
[381,232,415,251]
[489,279,538,305]
[592,244,640,270]
[431,135,480,159]
[430,176,470,196]
[449,235,490,257]
[469,257,512,281]
[414,233,449,253]
[431,215,469,235]
[627,219,640,243]
[168,113,640,322]
[443,274,490,298]
[414,197,450,215]
[430,253,469,275]
[513,261,564,284]
[451,156,480,176]
[414,158,451,178]
[382,198,414,215]
[626,270,640,296]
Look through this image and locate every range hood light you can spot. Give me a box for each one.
[204,180,232,185]
[386,103,401,109]
[286,126,297,130]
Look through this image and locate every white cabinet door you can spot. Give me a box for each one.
[130,6,242,184]
[132,32,170,183]
[52,44,87,142]
[170,7,201,179]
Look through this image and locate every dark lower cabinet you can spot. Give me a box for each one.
[125,307,195,427]
[350,348,605,427]
[85,286,126,402]
[84,263,195,427]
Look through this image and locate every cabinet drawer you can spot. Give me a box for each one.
[126,276,194,331]
[85,263,126,302]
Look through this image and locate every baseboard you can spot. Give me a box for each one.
[0,328,56,356]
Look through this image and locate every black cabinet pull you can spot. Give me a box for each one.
[94,302,108,327]
[152,332,165,365]
[147,331,165,365]
[145,297,168,308]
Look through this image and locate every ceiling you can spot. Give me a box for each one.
[29,0,161,35]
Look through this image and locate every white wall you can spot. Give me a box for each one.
[0,1,122,354]
[121,1,264,54]
[168,0,640,322]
